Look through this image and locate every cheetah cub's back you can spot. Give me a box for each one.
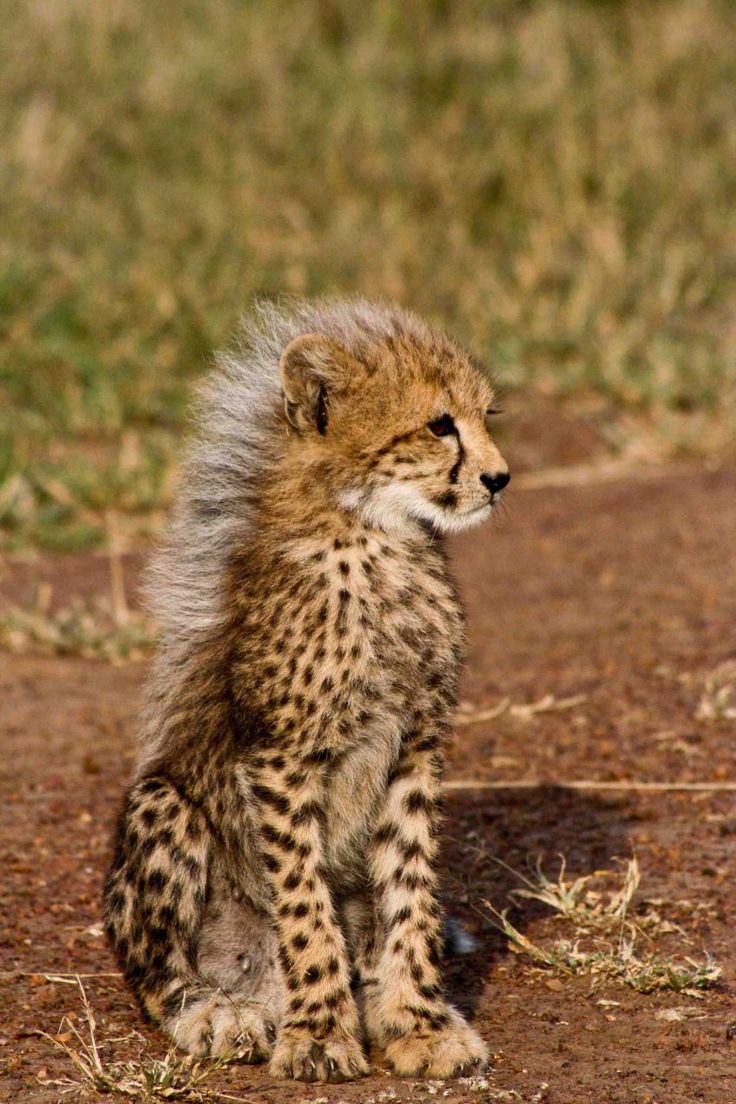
[104,298,509,1083]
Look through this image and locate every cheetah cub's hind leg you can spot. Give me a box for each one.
[173,872,285,1061]
[105,778,284,1062]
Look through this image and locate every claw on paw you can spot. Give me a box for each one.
[383,1016,489,1079]
[269,1031,369,1082]
[169,998,275,1062]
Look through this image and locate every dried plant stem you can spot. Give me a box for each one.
[106,510,129,626]
[512,460,699,492]
[444,780,736,793]
[0,970,122,982]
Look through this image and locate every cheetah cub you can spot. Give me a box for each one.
[105,298,510,1082]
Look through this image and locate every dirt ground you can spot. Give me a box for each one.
[1,463,735,1104]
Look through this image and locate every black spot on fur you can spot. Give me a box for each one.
[140,836,156,859]
[388,905,412,929]
[301,747,334,765]
[435,490,457,509]
[400,841,425,862]
[404,789,433,815]
[291,801,326,827]
[283,870,301,891]
[374,822,401,846]
[147,869,168,893]
[252,784,291,816]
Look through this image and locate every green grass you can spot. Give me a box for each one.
[2,0,735,551]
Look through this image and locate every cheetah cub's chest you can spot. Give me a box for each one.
[280,530,462,730]
[276,531,463,876]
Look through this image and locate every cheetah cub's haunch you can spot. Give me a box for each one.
[105,298,509,1082]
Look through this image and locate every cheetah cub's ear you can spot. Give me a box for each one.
[279,333,362,436]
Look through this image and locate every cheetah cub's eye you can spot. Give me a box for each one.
[427,413,456,437]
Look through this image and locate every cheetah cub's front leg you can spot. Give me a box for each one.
[251,756,369,1082]
[365,731,489,1078]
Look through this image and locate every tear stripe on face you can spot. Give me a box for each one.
[448,428,465,486]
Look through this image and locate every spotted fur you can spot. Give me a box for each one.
[104,297,509,1082]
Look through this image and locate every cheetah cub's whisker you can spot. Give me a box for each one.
[104,297,509,1083]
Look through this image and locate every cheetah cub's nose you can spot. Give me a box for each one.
[480,470,510,495]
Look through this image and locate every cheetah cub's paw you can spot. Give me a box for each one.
[169,996,276,1061]
[383,1008,489,1079]
[269,1028,369,1082]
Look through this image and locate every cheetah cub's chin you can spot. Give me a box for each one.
[104,297,509,1082]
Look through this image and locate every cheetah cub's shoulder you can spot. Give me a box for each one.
[105,298,509,1082]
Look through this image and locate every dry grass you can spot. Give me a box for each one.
[1,0,735,551]
[485,856,722,996]
[36,977,256,1101]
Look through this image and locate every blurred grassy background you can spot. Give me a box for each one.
[1,0,735,553]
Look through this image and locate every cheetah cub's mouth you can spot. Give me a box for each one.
[279,323,509,537]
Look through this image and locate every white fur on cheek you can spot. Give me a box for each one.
[337,488,363,511]
[340,482,493,535]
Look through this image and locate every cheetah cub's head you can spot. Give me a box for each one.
[280,321,509,535]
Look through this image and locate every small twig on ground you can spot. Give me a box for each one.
[443,779,736,792]
[0,970,122,982]
[512,459,685,491]
[456,698,511,725]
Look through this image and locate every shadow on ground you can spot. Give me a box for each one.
[441,786,634,1017]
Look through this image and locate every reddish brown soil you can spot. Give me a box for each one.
[1,464,735,1104]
